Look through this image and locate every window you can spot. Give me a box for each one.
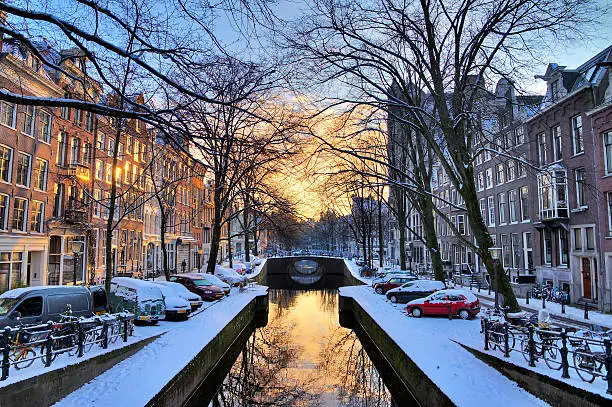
[0,145,13,183]
[12,198,27,231]
[30,200,44,233]
[543,229,552,265]
[16,153,31,187]
[551,79,560,102]
[477,172,484,191]
[559,230,568,266]
[85,111,95,132]
[511,233,521,268]
[73,109,82,126]
[586,227,594,250]
[538,133,547,166]
[520,186,529,221]
[498,193,507,224]
[496,163,505,185]
[83,143,92,165]
[457,215,465,235]
[53,183,64,217]
[0,194,8,230]
[95,160,104,180]
[134,140,140,162]
[518,154,527,178]
[552,125,562,161]
[96,132,106,151]
[39,110,52,143]
[574,229,582,250]
[575,168,587,208]
[57,132,68,166]
[479,198,486,219]
[572,115,583,155]
[105,163,112,183]
[127,136,133,154]
[604,131,612,175]
[488,196,495,226]
[60,94,70,120]
[71,137,81,164]
[22,106,36,136]
[93,189,102,218]
[125,161,131,183]
[33,158,48,190]
[485,168,493,189]
[514,126,524,145]
[508,190,518,223]
[108,138,115,156]
[608,192,612,235]
[502,235,511,267]
[118,143,125,158]
[0,100,17,128]
[507,160,515,182]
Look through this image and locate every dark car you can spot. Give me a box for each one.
[385,280,446,304]
[373,276,416,294]
[169,274,224,301]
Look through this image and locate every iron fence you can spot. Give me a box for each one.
[0,312,134,381]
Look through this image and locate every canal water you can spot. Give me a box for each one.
[209,289,393,407]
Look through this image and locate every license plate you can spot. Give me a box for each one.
[177,309,187,313]
[139,315,151,321]
[191,302,199,307]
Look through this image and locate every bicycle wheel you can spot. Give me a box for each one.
[109,323,121,344]
[543,341,562,370]
[573,348,597,383]
[83,329,99,353]
[11,347,36,369]
[520,336,531,362]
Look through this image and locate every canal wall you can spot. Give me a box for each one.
[339,295,453,407]
[146,292,268,407]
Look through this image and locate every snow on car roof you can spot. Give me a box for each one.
[0,285,88,299]
[439,289,478,300]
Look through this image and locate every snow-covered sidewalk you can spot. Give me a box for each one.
[54,285,268,407]
[339,285,550,406]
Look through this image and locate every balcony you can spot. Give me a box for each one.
[64,208,88,224]
[538,166,569,221]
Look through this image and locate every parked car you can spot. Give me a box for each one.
[386,280,446,304]
[152,281,203,311]
[215,265,248,286]
[406,289,480,319]
[371,273,416,288]
[243,262,254,274]
[154,284,191,320]
[191,273,231,295]
[252,257,263,266]
[374,276,417,294]
[232,263,247,275]
[110,277,166,324]
[359,265,376,277]
[88,285,109,315]
[169,274,225,301]
[0,286,93,328]
[355,258,365,266]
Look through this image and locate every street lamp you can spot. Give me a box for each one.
[489,247,502,310]
[407,242,413,273]
[70,239,84,286]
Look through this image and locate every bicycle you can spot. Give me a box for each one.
[570,330,611,383]
[519,325,563,370]
[8,329,37,369]
[483,307,516,353]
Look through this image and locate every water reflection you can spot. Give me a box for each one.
[210,290,392,407]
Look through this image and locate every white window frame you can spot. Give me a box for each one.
[572,115,583,155]
[29,200,44,233]
[498,192,507,224]
[552,125,562,162]
[604,131,612,175]
[488,196,495,227]
[15,152,31,188]
[0,194,9,230]
[575,167,587,209]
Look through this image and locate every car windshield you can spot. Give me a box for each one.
[402,282,415,288]
[193,279,212,287]
[0,298,19,316]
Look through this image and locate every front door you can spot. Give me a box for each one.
[582,257,592,299]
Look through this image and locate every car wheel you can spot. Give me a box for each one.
[389,295,398,303]
[411,307,422,318]
[459,309,470,320]
[375,287,384,295]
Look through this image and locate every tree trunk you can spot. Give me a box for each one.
[253,227,259,256]
[243,204,250,262]
[377,193,384,268]
[206,202,223,274]
[228,232,233,268]
[104,124,122,295]
[160,211,171,280]
[420,196,444,282]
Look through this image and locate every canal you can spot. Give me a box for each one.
[209,289,393,407]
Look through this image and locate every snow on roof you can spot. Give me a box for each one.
[439,289,478,301]
[0,285,88,299]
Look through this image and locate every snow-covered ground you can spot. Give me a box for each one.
[340,285,553,406]
[53,285,268,406]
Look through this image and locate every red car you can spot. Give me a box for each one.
[169,274,225,301]
[406,289,480,319]
[374,276,415,294]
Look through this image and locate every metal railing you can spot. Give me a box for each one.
[482,318,612,394]
[0,312,134,381]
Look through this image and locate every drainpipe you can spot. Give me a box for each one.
[589,86,607,312]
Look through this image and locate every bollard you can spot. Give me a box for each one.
[488,283,491,296]
[45,322,54,367]
[526,291,530,305]
[101,322,109,349]
[484,319,490,350]
[560,330,570,379]
[1,327,10,380]
[77,322,84,357]
[542,294,546,309]
[528,325,536,367]
[122,320,129,342]
[561,299,566,314]
[604,339,612,395]
[503,322,510,358]
[584,302,589,320]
